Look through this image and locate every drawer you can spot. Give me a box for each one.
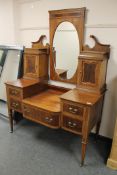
[63,102,84,117]
[10,98,22,112]
[23,104,59,128]
[8,87,22,99]
[62,116,82,134]
[40,113,59,127]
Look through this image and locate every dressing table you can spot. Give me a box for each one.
[5,8,110,166]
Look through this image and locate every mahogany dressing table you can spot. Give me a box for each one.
[6,8,110,166]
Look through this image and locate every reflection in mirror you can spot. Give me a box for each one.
[53,22,79,79]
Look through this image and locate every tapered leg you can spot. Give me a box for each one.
[8,109,13,133]
[95,120,101,140]
[80,139,88,166]
[95,96,104,140]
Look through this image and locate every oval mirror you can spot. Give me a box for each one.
[53,22,79,79]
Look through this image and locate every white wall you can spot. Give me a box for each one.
[13,0,117,138]
[0,0,15,44]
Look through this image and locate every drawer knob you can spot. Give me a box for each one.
[45,117,53,122]
[73,108,78,112]
[69,107,72,111]
[68,106,78,114]
[68,121,77,128]
[12,102,19,108]
[11,90,18,95]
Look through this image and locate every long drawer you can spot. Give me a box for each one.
[22,104,60,128]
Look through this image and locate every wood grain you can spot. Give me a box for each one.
[49,8,86,84]
[23,89,63,113]
[5,8,110,167]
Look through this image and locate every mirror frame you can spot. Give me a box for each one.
[49,8,86,84]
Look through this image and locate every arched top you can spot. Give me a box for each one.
[49,8,86,84]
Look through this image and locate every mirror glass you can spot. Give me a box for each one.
[53,22,79,79]
[0,46,23,119]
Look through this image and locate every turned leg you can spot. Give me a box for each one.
[8,109,13,133]
[80,138,88,166]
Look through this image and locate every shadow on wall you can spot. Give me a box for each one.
[100,49,117,138]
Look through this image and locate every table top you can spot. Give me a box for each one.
[23,89,63,113]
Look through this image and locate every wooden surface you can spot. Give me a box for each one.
[23,89,63,113]
[60,88,101,106]
[5,78,40,88]
[23,52,49,80]
[23,35,49,80]
[60,91,103,166]
[23,103,60,129]
[49,8,86,84]
[77,35,110,95]
[107,118,117,170]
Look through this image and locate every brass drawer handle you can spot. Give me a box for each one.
[68,121,77,128]
[73,108,78,112]
[12,102,19,108]
[11,90,18,95]
[68,107,78,114]
[45,117,53,122]
[69,107,73,110]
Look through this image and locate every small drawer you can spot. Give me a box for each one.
[62,116,82,134]
[40,112,59,127]
[63,103,84,116]
[10,98,22,112]
[8,87,22,98]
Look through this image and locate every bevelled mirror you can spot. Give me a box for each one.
[49,8,86,84]
[53,22,79,80]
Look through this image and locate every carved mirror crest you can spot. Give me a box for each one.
[49,8,86,84]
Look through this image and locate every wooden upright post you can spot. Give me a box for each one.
[107,117,117,170]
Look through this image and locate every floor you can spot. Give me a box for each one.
[0,116,116,175]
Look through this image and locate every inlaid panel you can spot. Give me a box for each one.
[25,55,38,74]
[82,62,96,83]
[78,59,100,88]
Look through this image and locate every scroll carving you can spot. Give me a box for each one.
[83,35,110,57]
[32,35,50,53]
